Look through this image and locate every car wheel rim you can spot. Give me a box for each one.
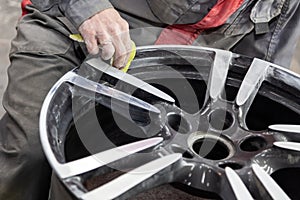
[40,45,300,199]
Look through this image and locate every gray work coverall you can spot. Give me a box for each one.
[0,0,299,199]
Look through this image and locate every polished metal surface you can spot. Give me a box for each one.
[40,45,300,199]
[225,167,253,200]
[82,154,182,200]
[86,58,175,103]
[252,164,290,200]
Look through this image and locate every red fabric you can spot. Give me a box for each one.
[21,0,32,16]
[155,0,244,45]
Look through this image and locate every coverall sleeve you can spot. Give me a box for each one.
[31,0,113,29]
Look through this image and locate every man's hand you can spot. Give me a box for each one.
[79,8,132,69]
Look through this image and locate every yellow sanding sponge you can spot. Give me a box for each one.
[69,34,136,72]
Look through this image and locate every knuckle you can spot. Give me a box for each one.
[111,28,119,35]
[84,29,96,37]
[107,20,129,35]
[120,19,129,30]
[95,32,106,41]
[106,25,118,35]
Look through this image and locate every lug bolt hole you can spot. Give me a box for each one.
[240,136,267,152]
[192,138,230,160]
[209,109,234,131]
[167,113,190,134]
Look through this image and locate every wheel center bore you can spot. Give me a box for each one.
[188,133,235,161]
[192,137,230,160]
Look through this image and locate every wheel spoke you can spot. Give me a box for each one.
[269,124,300,142]
[236,59,269,127]
[68,72,161,126]
[225,167,254,200]
[81,154,182,200]
[269,124,300,134]
[252,164,291,200]
[207,49,232,101]
[56,137,163,179]
[85,58,175,104]
[274,141,300,152]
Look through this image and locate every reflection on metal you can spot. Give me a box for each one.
[236,58,270,127]
[70,72,161,115]
[86,58,175,103]
[274,141,300,152]
[58,137,163,179]
[236,59,269,106]
[40,45,300,199]
[225,167,253,200]
[82,154,182,200]
[208,50,232,100]
[252,164,291,200]
[269,124,300,133]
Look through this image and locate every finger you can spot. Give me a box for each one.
[121,41,136,72]
[101,42,115,60]
[95,31,115,60]
[112,36,127,69]
[79,23,99,55]
[85,37,99,55]
[112,32,132,69]
[120,32,133,69]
